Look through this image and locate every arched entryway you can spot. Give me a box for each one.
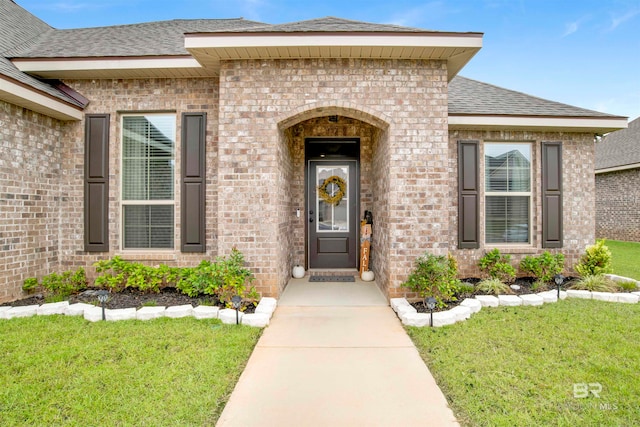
[278,106,390,293]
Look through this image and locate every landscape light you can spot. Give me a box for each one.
[554,274,565,299]
[425,297,437,327]
[97,290,109,321]
[231,295,242,325]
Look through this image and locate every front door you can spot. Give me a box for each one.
[308,160,358,268]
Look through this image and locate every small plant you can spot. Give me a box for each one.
[519,251,565,285]
[476,278,512,295]
[402,252,461,309]
[142,300,158,307]
[617,280,639,292]
[478,249,516,283]
[570,274,617,292]
[575,240,613,277]
[22,277,39,293]
[456,282,476,296]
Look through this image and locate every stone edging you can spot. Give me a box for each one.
[393,285,640,328]
[0,297,277,328]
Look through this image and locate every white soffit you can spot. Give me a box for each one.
[448,115,628,133]
[12,57,215,79]
[0,77,82,120]
[184,33,483,80]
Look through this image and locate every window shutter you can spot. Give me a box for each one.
[458,140,479,249]
[542,141,563,248]
[181,113,206,252]
[84,114,110,252]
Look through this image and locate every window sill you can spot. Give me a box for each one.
[114,251,179,262]
[484,245,538,254]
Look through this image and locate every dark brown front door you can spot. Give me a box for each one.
[308,160,358,269]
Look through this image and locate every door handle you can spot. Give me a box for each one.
[309,210,314,222]
[309,218,314,223]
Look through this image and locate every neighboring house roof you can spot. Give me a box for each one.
[595,116,640,172]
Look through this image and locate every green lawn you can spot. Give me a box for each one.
[408,299,640,427]
[0,316,262,426]
[606,239,640,280]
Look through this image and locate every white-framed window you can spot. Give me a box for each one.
[484,143,532,244]
[121,114,176,249]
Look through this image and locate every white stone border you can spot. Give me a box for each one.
[392,288,640,328]
[0,297,277,328]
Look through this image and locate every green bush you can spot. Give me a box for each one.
[519,251,565,285]
[22,277,39,293]
[178,248,259,307]
[478,249,516,283]
[94,256,181,293]
[476,278,512,295]
[40,267,87,297]
[575,240,613,277]
[402,252,461,309]
[617,280,639,292]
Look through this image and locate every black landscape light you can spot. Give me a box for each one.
[231,295,242,325]
[97,290,109,321]
[554,274,565,299]
[425,296,437,327]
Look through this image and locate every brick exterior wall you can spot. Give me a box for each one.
[596,169,640,241]
[218,58,449,298]
[57,78,221,276]
[448,130,596,278]
[0,69,601,302]
[0,101,65,302]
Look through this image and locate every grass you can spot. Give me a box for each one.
[0,316,262,426]
[407,299,640,426]
[606,239,640,280]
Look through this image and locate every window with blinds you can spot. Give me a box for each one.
[122,115,175,249]
[484,143,531,244]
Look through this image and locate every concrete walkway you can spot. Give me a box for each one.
[216,278,459,426]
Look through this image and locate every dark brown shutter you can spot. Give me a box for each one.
[181,113,206,252]
[84,114,110,252]
[542,141,563,248]
[458,140,480,249]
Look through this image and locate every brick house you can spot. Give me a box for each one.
[0,0,628,303]
[595,116,640,241]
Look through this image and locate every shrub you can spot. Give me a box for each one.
[478,249,516,283]
[570,274,617,292]
[22,277,39,293]
[476,278,512,295]
[41,267,87,297]
[402,252,461,309]
[177,248,259,307]
[519,251,565,285]
[456,282,476,296]
[575,240,613,277]
[94,257,181,293]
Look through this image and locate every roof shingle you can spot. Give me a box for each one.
[595,117,640,170]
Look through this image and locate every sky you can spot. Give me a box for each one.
[16,0,640,120]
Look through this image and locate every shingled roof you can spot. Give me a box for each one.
[3,18,267,58]
[448,76,617,118]
[595,117,640,170]
[208,16,428,33]
[0,0,84,108]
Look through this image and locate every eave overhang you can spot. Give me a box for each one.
[11,56,215,79]
[184,32,483,81]
[595,163,640,174]
[0,75,83,120]
[448,115,628,134]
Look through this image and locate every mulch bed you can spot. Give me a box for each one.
[1,287,256,313]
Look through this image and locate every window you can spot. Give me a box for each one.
[485,143,531,244]
[121,115,175,249]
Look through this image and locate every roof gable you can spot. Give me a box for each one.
[216,16,429,33]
